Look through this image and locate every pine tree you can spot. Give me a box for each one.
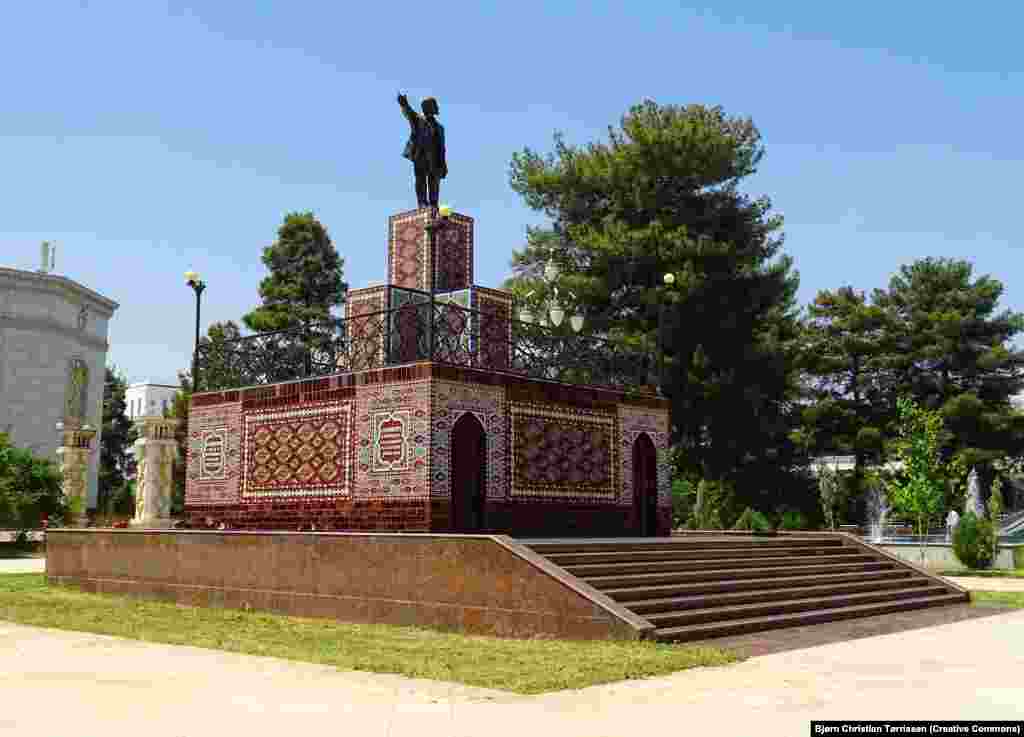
[872,257,1024,505]
[98,366,134,514]
[506,101,806,506]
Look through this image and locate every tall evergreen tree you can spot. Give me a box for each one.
[792,286,903,517]
[242,211,347,332]
[507,100,807,515]
[871,257,1024,503]
[98,366,134,514]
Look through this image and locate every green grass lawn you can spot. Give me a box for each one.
[939,569,1024,578]
[971,590,1024,608]
[0,574,737,694]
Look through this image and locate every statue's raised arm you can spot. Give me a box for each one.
[397,93,418,128]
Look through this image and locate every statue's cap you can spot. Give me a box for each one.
[422,97,439,115]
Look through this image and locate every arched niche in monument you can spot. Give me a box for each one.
[632,433,658,537]
[451,412,487,533]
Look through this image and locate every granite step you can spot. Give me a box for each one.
[653,592,968,642]
[582,560,897,590]
[543,545,857,566]
[562,552,875,578]
[643,584,952,628]
[623,576,936,613]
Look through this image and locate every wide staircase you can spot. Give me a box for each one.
[523,534,968,642]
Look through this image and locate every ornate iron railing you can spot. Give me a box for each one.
[195,299,654,392]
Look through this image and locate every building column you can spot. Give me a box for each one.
[55,425,96,527]
[131,416,180,529]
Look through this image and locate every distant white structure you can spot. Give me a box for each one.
[124,382,181,478]
[125,382,180,420]
[0,243,119,508]
[809,455,905,476]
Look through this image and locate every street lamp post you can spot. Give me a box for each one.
[423,206,453,361]
[184,271,206,392]
[658,272,676,396]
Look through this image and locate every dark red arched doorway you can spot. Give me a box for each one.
[451,413,487,532]
[633,434,658,536]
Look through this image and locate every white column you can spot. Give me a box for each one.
[131,416,180,529]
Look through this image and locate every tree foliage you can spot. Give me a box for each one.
[98,366,134,514]
[872,258,1024,494]
[885,396,964,566]
[242,211,347,333]
[506,100,807,511]
[0,432,64,532]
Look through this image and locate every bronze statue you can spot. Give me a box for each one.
[397,92,447,209]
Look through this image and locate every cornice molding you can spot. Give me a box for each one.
[0,312,110,352]
[0,267,119,317]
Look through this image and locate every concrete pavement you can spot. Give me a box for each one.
[0,558,45,574]
[2,558,1023,735]
[0,605,1023,735]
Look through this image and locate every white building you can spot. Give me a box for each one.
[125,382,180,420]
[0,245,119,508]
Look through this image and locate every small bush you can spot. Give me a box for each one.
[731,507,773,532]
[671,478,695,528]
[953,511,997,570]
[778,510,809,531]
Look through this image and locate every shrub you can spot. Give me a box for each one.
[684,479,732,530]
[732,507,773,532]
[777,509,809,531]
[671,478,695,528]
[0,432,64,533]
[953,511,997,570]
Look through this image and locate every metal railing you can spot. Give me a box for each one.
[195,298,654,392]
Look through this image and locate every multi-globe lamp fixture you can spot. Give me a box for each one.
[518,257,585,332]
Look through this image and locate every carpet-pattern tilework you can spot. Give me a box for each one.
[431,380,507,500]
[388,211,428,290]
[434,214,473,292]
[620,405,671,507]
[186,401,243,505]
[355,380,431,497]
[477,288,512,371]
[240,402,353,499]
[509,402,618,501]
[343,286,387,371]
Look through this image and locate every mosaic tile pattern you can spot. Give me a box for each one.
[389,287,429,363]
[388,210,428,290]
[240,402,353,499]
[477,287,513,371]
[431,380,507,500]
[186,401,243,505]
[509,402,618,501]
[434,214,473,292]
[355,380,431,497]
[344,286,387,371]
[619,405,671,507]
[387,209,474,293]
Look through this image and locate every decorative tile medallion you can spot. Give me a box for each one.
[199,429,227,480]
[355,380,431,497]
[431,380,507,499]
[509,402,618,501]
[619,406,671,507]
[240,402,353,499]
[186,401,243,505]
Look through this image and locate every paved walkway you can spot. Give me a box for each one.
[1,610,1022,736]
[0,558,45,574]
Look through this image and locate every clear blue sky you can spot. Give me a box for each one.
[2,1,1021,385]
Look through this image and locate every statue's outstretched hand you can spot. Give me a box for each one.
[397,93,408,105]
